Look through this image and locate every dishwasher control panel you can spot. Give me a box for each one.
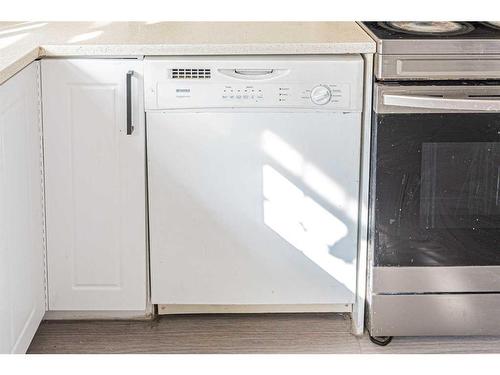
[144,56,363,111]
[217,83,350,106]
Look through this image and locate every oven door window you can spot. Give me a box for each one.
[421,142,500,230]
[374,113,500,267]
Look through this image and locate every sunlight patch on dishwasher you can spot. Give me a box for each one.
[303,163,359,222]
[261,129,304,176]
[261,129,359,222]
[262,165,355,292]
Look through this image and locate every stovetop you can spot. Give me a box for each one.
[363,22,500,40]
[361,21,500,55]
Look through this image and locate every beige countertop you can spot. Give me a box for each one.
[0,21,375,84]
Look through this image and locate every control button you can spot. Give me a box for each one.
[310,85,331,105]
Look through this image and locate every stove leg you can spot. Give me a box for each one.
[369,335,393,346]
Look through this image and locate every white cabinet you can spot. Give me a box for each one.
[42,59,147,312]
[0,62,45,353]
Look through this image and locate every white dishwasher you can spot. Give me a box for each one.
[144,55,364,313]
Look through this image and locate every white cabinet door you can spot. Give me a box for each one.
[42,59,147,311]
[0,62,45,353]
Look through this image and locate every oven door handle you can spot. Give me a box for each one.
[383,94,500,112]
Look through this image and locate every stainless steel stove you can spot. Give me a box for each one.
[361,22,500,343]
[361,21,500,80]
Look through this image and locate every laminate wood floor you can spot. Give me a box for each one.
[27,313,500,354]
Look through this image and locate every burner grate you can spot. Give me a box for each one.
[378,21,474,36]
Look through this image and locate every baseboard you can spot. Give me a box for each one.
[12,303,45,354]
[157,304,352,315]
[43,304,353,319]
[43,310,153,320]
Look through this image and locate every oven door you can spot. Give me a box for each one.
[372,83,500,293]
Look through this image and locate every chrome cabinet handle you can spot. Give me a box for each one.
[126,70,134,135]
[383,94,500,112]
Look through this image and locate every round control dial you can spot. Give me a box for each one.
[310,85,331,105]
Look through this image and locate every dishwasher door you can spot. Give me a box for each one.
[147,111,361,307]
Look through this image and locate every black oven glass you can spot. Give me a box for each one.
[373,113,500,267]
[420,142,499,230]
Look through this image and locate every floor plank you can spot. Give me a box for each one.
[359,335,500,354]
[28,313,361,354]
[27,313,500,354]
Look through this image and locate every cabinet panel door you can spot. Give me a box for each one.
[0,62,45,353]
[42,59,146,311]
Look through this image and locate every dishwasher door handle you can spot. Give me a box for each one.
[234,69,274,76]
[218,68,289,80]
[126,70,134,135]
[383,93,500,112]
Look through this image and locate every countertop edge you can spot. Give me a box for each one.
[0,47,42,85]
[1,45,375,85]
[40,42,376,56]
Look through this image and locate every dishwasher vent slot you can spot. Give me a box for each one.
[171,68,211,79]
